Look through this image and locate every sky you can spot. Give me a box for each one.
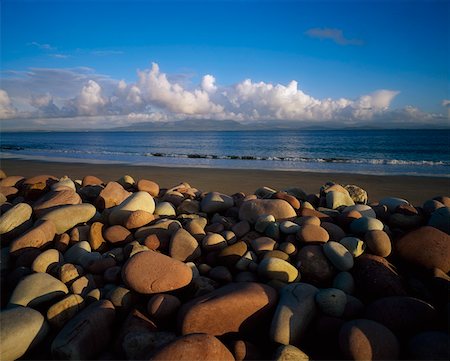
[0,0,449,130]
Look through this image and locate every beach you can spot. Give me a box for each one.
[1,158,449,205]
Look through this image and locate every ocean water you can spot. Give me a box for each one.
[1,129,449,176]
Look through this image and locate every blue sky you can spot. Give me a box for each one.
[0,0,448,129]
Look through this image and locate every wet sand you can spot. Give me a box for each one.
[1,158,448,205]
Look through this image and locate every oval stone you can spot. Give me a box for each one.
[239,199,296,223]
[33,189,82,217]
[47,294,85,328]
[365,230,391,257]
[350,217,384,234]
[201,191,234,214]
[323,241,354,271]
[0,202,32,235]
[122,251,192,294]
[0,307,48,361]
[315,288,347,317]
[297,224,329,244]
[9,220,56,255]
[41,204,96,234]
[258,257,299,283]
[9,272,68,307]
[109,191,155,225]
[296,245,335,286]
[137,179,160,197]
[31,248,64,273]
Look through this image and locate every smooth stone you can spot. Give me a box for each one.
[59,263,84,284]
[273,192,301,209]
[258,257,299,283]
[9,272,68,307]
[154,201,176,216]
[137,179,160,197]
[169,228,201,262]
[95,181,131,209]
[344,295,365,319]
[250,236,277,253]
[124,210,155,229]
[231,340,262,361]
[47,294,85,328]
[109,191,155,225]
[323,241,354,271]
[428,206,450,234]
[178,282,277,337]
[51,300,116,360]
[255,214,276,233]
[88,222,106,251]
[264,250,290,261]
[147,294,181,321]
[107,286,134,312]
[344,184,368,204]
[396,226,450,272]
[408,331,450,360]
[343,204,376,218]
[297,224,329,244]
[235,250,257,271]
[0,307,48,361]
[333,271,355,294]
[202,232,227,251]
[350,216,384,234]
[0,202,32,235]
[0,175,23,187]
[296,245,335,286]
[117,174,135,189]
[217,241,248,267]
[177,199,200,214]
[352,254,407,300]
[379,197,409,212]
[41,204,96,234]
[209,265,233,283]
[239,199,296,223]
[321,222,346,242]
[231,220,251,238]
[33,189,82,216]
[71,274,97,296]
[64,241,92,265]
[270,282,319,345]
[103,225,133,244]
[122,250,192,294]
[326,191,355,209]
[51,176,76,191]
[149,333,234,361]
[9,220,56,255]
[255,186,277,198]
[265,222,281,240]
[365,230,391,257]
[315,288,347,317]
[339,319,399,360]
[365,296,436,335]
[201,191,234,213]
[82,175,103,186]
[340,237,365,257]
[123,331,176,360]
[31,248,64,273]
[279,241,296,256]
[273,345,310,361]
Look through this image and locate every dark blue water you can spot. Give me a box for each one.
[1,130,449,176]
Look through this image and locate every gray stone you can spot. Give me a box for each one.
[343,204,376,218]
[379,197,409,212]
[64,241,92,265]
[350,216,384,234]
[333,272,355,294]
[428,206,450,234]
[201,191,234,213]
[323,241,354,271]
[315,288,347,317]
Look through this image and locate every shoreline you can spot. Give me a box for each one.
[1,158,449,205]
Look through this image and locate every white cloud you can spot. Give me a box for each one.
[305,28,363,46]
[28,41,56,50]
[442,99,450,107]
[0,62,447,128]
[0,89,17,119]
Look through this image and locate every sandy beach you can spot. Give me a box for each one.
[1,158,448,205]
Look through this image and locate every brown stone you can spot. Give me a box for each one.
[88,222,107,251]
[433,195,450,207]
[86,257,116,274]
[82,175,104,187]
[0,175,24,187]
[178,282,277,337]
[337,210,362,229]
[239,199,296,223]
[339,319,399,360]
[103,225,133,244]
[71,274,97,296]
[144,234,161,250]
[123,210,155,229]
[122,251,192,294]
[10,220,56,255]
[95,181,131,210]
[0,186,18,199]
[295,216,321,226]
[250,236,277,254]
[273,192,301,209]
[217,241,248,267]
[297,224,329,244]
[33,190,82,217]
[352,254,407,301]
[169,228,201,262]
[296,245,335,286]
[149,333,234,361]
[137,179,160,197]
[54,233,70,253]
[396,226,450,272]
[21,175,58,200]
[59,263,84,284]
[365,230,391,257]
[298,208,333,223]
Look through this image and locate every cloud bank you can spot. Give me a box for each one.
[305,28,363,46]
[0,62,447,128]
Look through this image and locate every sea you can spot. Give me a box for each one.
[1,129,449,177]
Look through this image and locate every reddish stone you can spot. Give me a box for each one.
[272,192,301,210]
[137,179,160,197]
[82,175,104,187]
[10,220,56,256]
[103,225,134,244]
[95,181,131,210]
[33,189,82,217]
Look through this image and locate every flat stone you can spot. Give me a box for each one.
[33,189,82,217]
[200,191,234,214]
[250,236,277,253]
[123,210,155,229]
[365,230,391,257]
[323,241,354,271]
[0,307,48,361]
[122,250,192,294]
[239,199,296,223]
[296,245,335,286]
[270,282,319,345]
[0,202,32,235]
[273,192,301,209]
[178,282,277,337]
[31,248,64,273]
[137,179,160,197]
[103,224,133,244]
[47,294,85,328]
[169,228,201,262]
[258,257,299,283]
[95,181,131,209]
[339,319,399,360]
[109,191,155,225]
[51,300,116,360]
[149,333,234,361]
[396,226,450,272]
[41,204,96,234]
[9,220,56,255]
[9,272,68,307]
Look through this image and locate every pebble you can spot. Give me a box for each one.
[103,225,133,244]
[332,271,355,294]
[41,204,96,234]
[350,216,384,234]
[31,248,64,273]
[239,199,296,223]
[147,294,181,321]
[407,331,450,360]
[428,206,450,234]
[0,202,32,235]
[109,191,155,225]
[339,236,365,257]
[33,189,82,217]
[202,232,227,251]
[137,179,160,197]
[323,241,354,271]
[96,181,131,209]
[9,272,69,307]
[89,222,107,251]
[169,228,201,262]
[255,214,276,232]
[0,306,49,361]
[273,345,310,361]
[379,197,410,212]
[250,236,277,254]
[321,222,346,241]
[258,257,299,282]
[154,201,176,216]
[364,230,391,257]
[122,250,192,294]
[59,263,84,284]
[9,219,56,255]
[297,224,329,244]
[64,241,92,265]
[343,204,376,218]
[315,288,347,317]
[47,294,85,328]
[339,319,399,360]
[297,245,335,286]
[326,190,355,209]
[200,191,234,213]
[344,184,368,204]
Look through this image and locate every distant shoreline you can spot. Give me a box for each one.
[1,158,449,205]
